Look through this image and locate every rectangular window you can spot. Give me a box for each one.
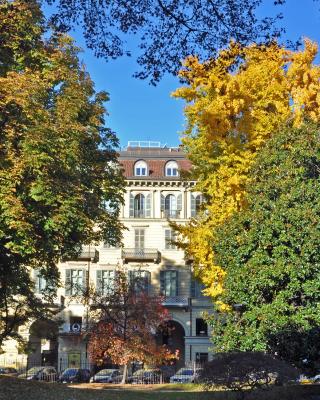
[160,270,178,297]
[190,278,206,298]
[196,352,208,364]
[165,229,177,250]
[135,229,145,249]
[129,270,150,294]
[65,269,86,296]
[196,318,208,336]
[34,270,46,294]
[96,270,115,295]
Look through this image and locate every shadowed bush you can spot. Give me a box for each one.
[199,352,300,397]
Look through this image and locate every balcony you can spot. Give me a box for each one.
[162,296,189,307]
[63,246,99,262]
[134,210,148,218]
[162,210,181,219]
[122,248,160,263]
[78,246,99,261]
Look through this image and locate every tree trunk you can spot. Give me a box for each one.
[121,363,128,384]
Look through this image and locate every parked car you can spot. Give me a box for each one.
[18,366,57,381]
[59,368,91,383]
[159,365,175,383]
[298,374,320,384]
[0,367,18,376]
[128,369,162,384]
[169,367,202,383]
[90,368,122,383]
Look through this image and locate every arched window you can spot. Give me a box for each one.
[165,194,176,217]
[191,193,204,217]
[135,160,148,176]
[195,194,203,213]
[162,193,182,218]
[165,161,178,177]
[130,192,151,218]
[134,193,145,218]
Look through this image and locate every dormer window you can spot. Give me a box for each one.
[165,161,178,177]
[135,160,148,176]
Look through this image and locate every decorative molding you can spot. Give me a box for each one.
[126,179,196,188]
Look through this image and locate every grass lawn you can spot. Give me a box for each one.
[1,375,320,400]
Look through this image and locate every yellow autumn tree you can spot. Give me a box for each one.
[172,39,320,303]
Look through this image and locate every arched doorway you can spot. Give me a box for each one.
[27,320,59,367]
[158,320,185,368]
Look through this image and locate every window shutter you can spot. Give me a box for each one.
[161,193,165,211]
[129,193,134,217]
[128,270,134,288]
[165,229,170,249]
[83,270,88,292]
[143,271,151,293]
[96,270,102,294]
[191,193,196,217]
[191,278,196,298]
[174,270,178,296]
[110,270,116,294]
[146,193,151,217]
[65,269,71,296]
[177,193,182,210]
[33,270,39,294]
[160,271,165,295]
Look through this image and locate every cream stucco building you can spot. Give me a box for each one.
[0,141,213,371]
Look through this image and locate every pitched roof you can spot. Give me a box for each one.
[118,147,192,179]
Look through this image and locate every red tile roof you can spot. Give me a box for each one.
[119,152,192,179]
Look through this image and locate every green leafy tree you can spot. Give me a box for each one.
[0,0,124,346]
[211,121,320,370]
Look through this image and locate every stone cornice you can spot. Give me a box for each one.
[126,179,196,187]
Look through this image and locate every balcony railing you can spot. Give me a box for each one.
[162,210,181,219]
[134,210,148,218]
[162,296,188,307]
[78,246,99,261]
[122,248,160,263]
[63,246,99,262]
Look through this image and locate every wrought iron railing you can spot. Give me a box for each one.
[162,210,181,219]
[162,296,188,307]
[122,248,160,263]
[78,246,98,261]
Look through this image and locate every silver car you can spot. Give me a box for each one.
[90,369,122,383]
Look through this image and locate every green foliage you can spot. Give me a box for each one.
[200,352,300,394]
[211,121,320,370]
[0,0,124,345]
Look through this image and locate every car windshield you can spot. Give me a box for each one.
[27,367,43,374]
[62,368,78,376]
[177,369,194,376]
[96,369,115,376]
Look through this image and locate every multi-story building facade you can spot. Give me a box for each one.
[0,141,213,371]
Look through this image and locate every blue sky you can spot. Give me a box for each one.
[43,1,320,148]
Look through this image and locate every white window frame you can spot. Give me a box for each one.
[165,229,177,250]
[135,228,145,249]
[165,161,178,177]
[134,160,148,176]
